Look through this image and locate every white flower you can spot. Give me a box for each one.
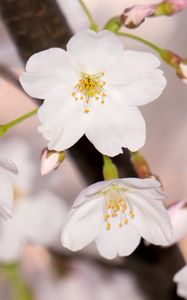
[0,191,67,263]
[174,265,187,299]
[20,30,166,157]
[167,200,187,244]
[0,138,35,194]
[61,178,172,259]
[0,157,18,219]
[56,0,89,32]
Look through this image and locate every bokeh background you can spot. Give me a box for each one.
[0,0,187,299]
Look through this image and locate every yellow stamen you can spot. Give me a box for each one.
[72,72,106,113]
[102,184,136,230]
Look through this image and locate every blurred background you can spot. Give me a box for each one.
[0,0,187,299]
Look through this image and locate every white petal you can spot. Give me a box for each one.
[72,180,109,207]
[85,101,145,156]
[67,30,124,73]
[106,50,161,84]
[121,178,161,189]
[0,218,22,262]
[38,96,89,151]
[106,51,166,106]
[0,138,35,194]
[174,266,187,300]
[168,200,187,244]
[62,196,104,251]
[0,167,14,219]
[95,217,141,259]
[129,192,172,246]
[16,191,67,246]
[20,48,78,99]
[0,157,18,174]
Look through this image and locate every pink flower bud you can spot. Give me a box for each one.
[167,200,187,244]
[120,4,156,28]
[40,147,65,176]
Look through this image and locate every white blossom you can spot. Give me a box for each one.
[167,200,187,244]
[0,157,18,219]
[0,191,67,263]
[174,265,187,299]
[61,178,172,259]
[20,30,166,157]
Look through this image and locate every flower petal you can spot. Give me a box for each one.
[129,192,172,246]
[0,218,22,262]
[0,167,14,219]
[106,51,166,106]
[95,217,141,259]
[38,96,89,151]
[20,48,78,99]
[121,178,161,189]
[167,200,187,244]
[62,197,104,251]
[72,180,109,207]
[0,157,18,175]
[85,101,145,156]
[174,266,187,300]
[67,30,124,73]
[16,191,67,246]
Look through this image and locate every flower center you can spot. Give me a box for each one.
[103,185,135,230]
[72,72,106,113]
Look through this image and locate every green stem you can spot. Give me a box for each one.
[0,263,33,300]
[0,108,38,137]
[117,31,162,54]
[79,0,98,31]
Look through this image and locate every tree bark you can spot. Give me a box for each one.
[0,0,72,62]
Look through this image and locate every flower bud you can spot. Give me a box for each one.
[155,0,187,16]
[131,152,151,179]
[120,5,156,28]
[40,147,65,176]
[159,49,182,68]
[176,60,187,83]
[167,200,187,244]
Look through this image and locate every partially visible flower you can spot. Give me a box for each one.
[120,5,156,29]
[0,138,35,194]
[56,0,89,33]
[40,147,65,176]
[0,191,67,263]
[62,178,172,259]
[155,0,187,16]
[167,200,187,244]
[177,60,187,84]
[173,265,187,299]
[0,157,18,219]
[20,30,166,157]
